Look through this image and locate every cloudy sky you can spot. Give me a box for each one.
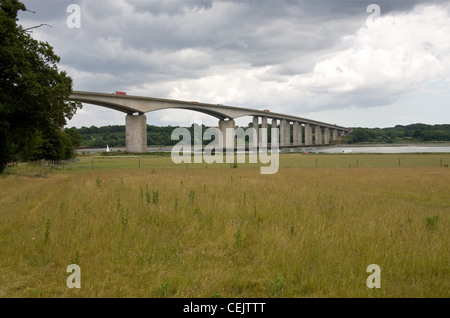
[18,0,450,128]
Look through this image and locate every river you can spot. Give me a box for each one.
[77,143,450,154]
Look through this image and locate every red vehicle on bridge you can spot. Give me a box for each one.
[115,91,126,95]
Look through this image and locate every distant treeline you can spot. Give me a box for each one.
[72,123,450,148]
[344,124,450,144]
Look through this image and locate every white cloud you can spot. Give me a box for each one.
[294,4,450,109]
[130,3,450,120]
[19,0,450,128]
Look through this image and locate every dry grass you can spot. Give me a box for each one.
[0,154,449,297]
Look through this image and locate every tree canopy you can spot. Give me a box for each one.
[0,0,81,172]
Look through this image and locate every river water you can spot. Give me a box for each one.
[77,143,450,154]
[287,143,450,154]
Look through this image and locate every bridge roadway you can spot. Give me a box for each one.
[69,91,352,152]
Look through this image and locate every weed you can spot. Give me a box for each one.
[71,250,80,265]
[120,208,129,230]
[426,215,439,230]
[155,281,170,297]
[96,177,102,187]
[44,218,51,242]
[59,202,65,214]
[233,229,242,248]
[189,189,195,204]
[264,274,285,298]
[152,190,159,205]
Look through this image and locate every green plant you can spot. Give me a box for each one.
[152,190,159,205]
[120,208,129,229]
[426,214,439,230]
[233,229,242,248]
[44,218,51,242]
[155,281,170,297]
[71,250,80,265]
[96,177,102,187]
[264,274,285,298]
[189,189,195,204]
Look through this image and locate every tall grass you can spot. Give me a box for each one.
[0,154,448,297]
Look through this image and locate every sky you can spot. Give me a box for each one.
[17,0,450,129]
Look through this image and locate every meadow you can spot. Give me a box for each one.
[0,153,448,298]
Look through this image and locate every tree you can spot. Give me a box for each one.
[0,0,81,172]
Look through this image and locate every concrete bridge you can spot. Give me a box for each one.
[69,91,352,152]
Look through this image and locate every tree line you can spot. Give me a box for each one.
[344,124,450,144]
[73,123,450,149]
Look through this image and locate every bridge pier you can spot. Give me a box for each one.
[252,116,259,150]
[219,119,235,150]
[324,127,330,145]
[261,117,268,149]
[280,120,291,147]
[126,113,147,153]
[315,126,322,145]
[304,124,312,145]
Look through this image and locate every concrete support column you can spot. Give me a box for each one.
[219,119,236,150]
[304,124,312,145]
[271,118,278,146]
[298,123,303,146]
[252,116,259,149]
[261,117,268,149]
[285,120,291,146]
[315,126,322,145]
[293,122,300,146]
[333,129,338,141]
[126,113,147,153]
[280,119,286,147]
[324,127,330,144]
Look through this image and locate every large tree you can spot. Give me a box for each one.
[0,0,81,172]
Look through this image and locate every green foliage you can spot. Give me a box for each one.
[120,208,129,230]
[264,274,285,298]
[43,218,51,242]
[0,0,81,171]
[344,124,450,144]
[233,229,242,248]
[426,215,439,230]
[152,190,159,205]
[188,189,195,204]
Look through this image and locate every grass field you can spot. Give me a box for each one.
[0,153,449,298]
